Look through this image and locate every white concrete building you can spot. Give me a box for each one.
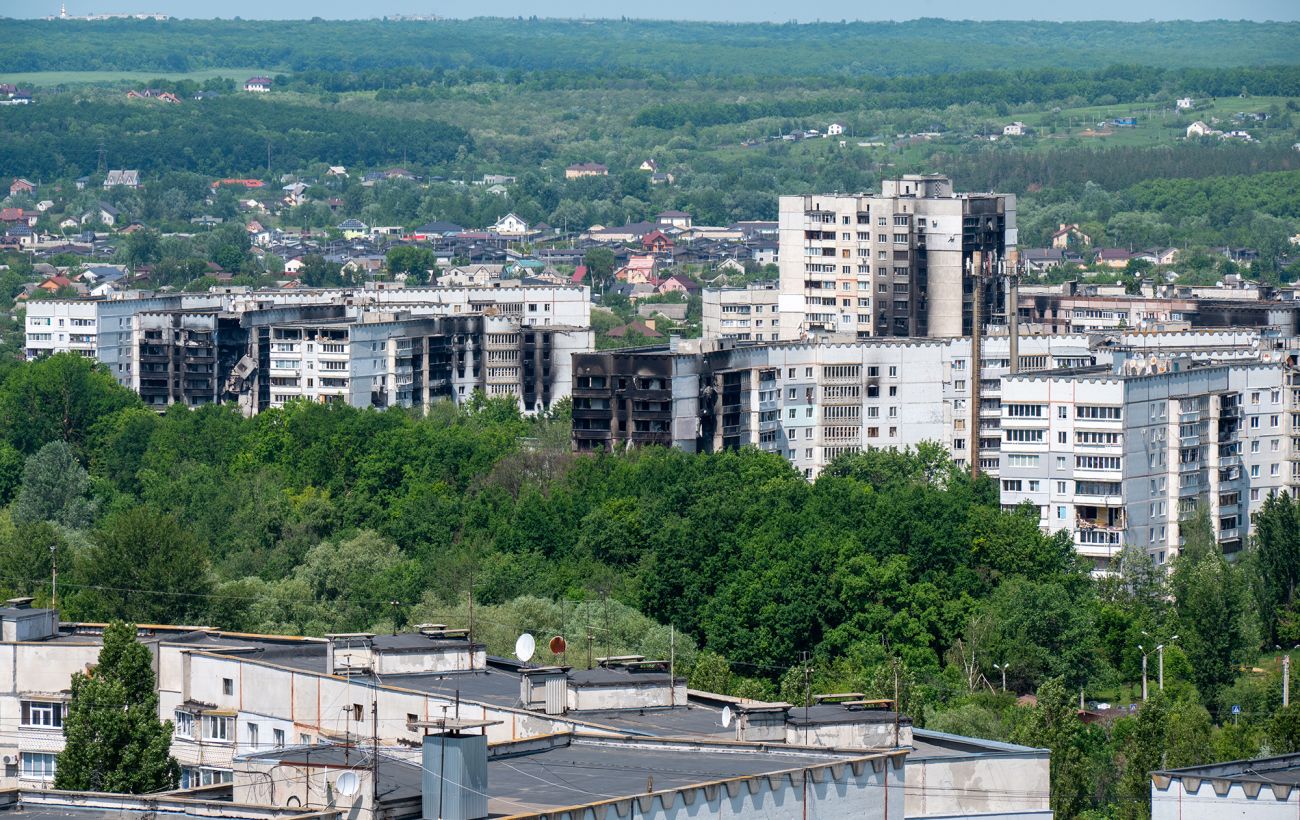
[777,175,1016,341]
[702,283,781,341]
[998,357,1290,570]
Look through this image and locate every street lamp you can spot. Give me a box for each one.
[993,663,1010,693]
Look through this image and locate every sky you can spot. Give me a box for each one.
[8,0,1300,21]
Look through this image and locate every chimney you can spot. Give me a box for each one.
[422,728,489,820]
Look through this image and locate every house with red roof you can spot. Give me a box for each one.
[9,178,34,197]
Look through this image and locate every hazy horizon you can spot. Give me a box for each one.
[6,0,1300,22]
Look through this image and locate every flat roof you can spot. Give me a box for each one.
[908,728,1047,759]
[488,736,864,814]
[1154,752,1300,785]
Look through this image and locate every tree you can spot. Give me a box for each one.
[1251,492,1300,643]
[0,353,141,455]
[583,247,616,287]
[121,228,161,270]
[1014,676,1095,818]
[1115,693,1170,820]
[1270,704,1300,754]
[12,441,97,529]
[385,245,435,282]
[1171,506,1258,708]
[77,507,211,625]
[55,621,179,792]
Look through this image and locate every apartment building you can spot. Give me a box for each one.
[777,175,1016,341]
[998,357,1290,571]
[701,283,781,341]
[21,299,101,360]
[0,602,1045,820]
[242,311,588,415]
[24,285,594,415]
[572,330,1269,481]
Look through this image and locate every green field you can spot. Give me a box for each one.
[3,67,276,87]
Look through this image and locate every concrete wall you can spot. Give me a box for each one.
[1152,777,1300,820]
[905,754,1050,819]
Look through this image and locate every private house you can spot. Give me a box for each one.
[641,229,673,253]
[565,162,608,179]
[1051,223,1092,249]
[81,202,119,227]
[639,158,658,172]
[1095,248,1132,269]
[1002,122,1027,136]
[410,221,463,240]
[9,178,34,197]
[490,212,529,237]
[827,123,845,136]
[657,274,699,297]
[126,89,180,103]
[656,209,692,229]
[1176,97,1194,110]
[0,208,38,228]
[337,219,369,239]
[650,172,674,185]
[327,166,348,177]
[244,76,272,93]
[103,169,140,189]
[1186,120,1220,138]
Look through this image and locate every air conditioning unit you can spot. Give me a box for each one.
[3,755,17,766]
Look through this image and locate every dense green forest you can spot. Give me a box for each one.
[1,353,1300,816]
[5,19,1300,76]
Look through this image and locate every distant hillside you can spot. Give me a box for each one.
[1,18,1298,77]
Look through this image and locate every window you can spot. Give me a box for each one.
[1005,404,1044,417]
[1005,429,1045,443]
[273,728,286,748]
[1076,455,1121,470]
[1002,480,1023,492]
[1058,432,1068,444]
[174,710,195,737]
[1057,506,1066,520]
[1005,454,1040,467]
[1272,415,1280,428]
[21,753,56,780]
[1058,406,1068,418]
[248,723,259,749]
[21,700,64,728]
[1077,406,1121,420]
[222,678,234,696]
[181,767,233,788]
[203,714,233,741]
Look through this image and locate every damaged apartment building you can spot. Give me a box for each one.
[24,284,593,415]
[777,174,1016,341]
[571,330,1260,478]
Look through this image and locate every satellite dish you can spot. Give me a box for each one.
[721,706,733,728]
[548,635,567,655]
[515,633,536,663]
[336,771,359,797]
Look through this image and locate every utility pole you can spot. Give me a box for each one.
[1285,653,1291,708]
[49,543,57,610]
[371,697,379,820]
[892,657,901,749]
[669,625,675,707]
[968,251,989,478]
[801,651,812,746]
[1140,645,1149,702]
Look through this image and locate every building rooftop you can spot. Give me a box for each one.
[1153,752,1300,786]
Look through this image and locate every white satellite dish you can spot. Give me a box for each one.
[515,633,536,663]
[336,771,359,797]
[721,706,733,728]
